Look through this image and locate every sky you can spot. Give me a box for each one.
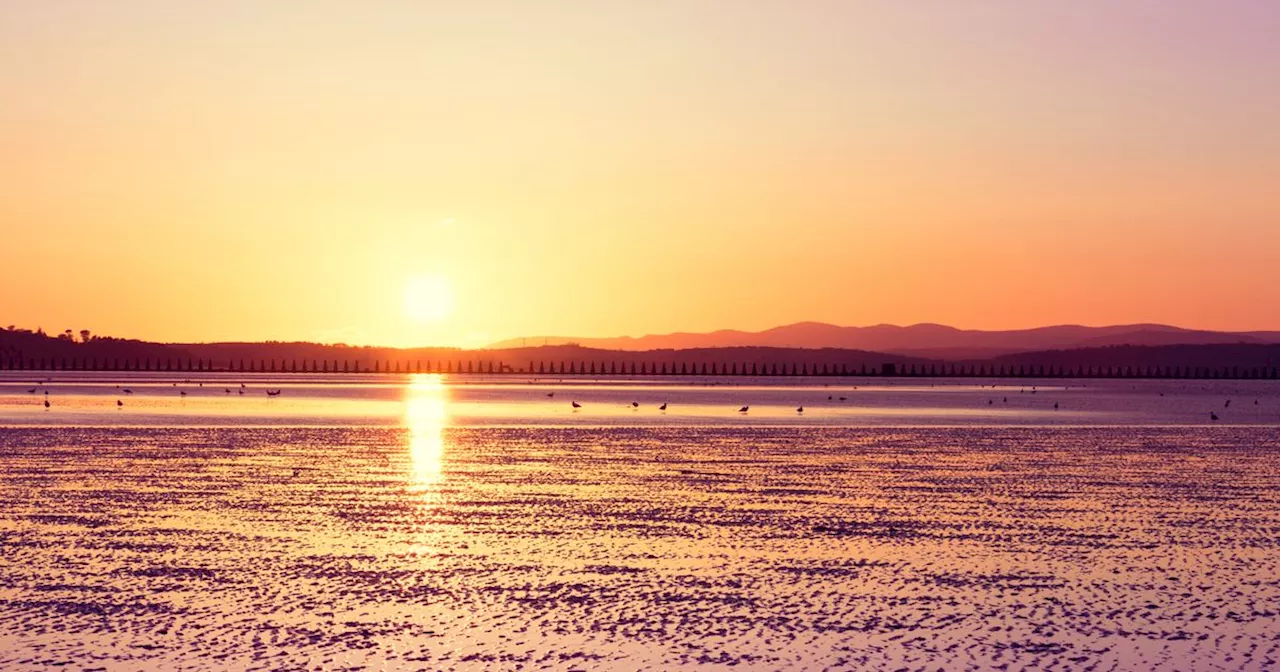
[2,1,1279,348]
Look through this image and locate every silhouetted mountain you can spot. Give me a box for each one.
[3,325,1277,378]
[489,322,1280,358]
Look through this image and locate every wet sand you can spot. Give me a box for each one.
[1,425,1277,670]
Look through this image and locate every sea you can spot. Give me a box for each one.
[1,372,1277,670]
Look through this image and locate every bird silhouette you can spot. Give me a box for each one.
[631,401,639,408]
[796,406,804,413]
[658,403,667,411]
[26,388,35,394]
[1225,399,1231,408]
[117,400,123,408]
[838,396,847,401]
[1210,411,1219,421]
[1053,402,1059,409]
[43,398,50,408]
[266,389,281,397]
[738,406,749,413]
[123,388,133,394]
[225,388,231,394]
[547,392,554,398]
[179,391,187,397]
[571,401,581,409]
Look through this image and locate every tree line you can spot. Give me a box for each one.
[2,356,1278,379]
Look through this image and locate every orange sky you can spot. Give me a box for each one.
[3,2,1279,347]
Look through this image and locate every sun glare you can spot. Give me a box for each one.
[405,373,448,487]
[403,274,455,324]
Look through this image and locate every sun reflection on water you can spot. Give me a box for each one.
[404,374,449,487]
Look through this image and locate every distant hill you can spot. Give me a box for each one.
[3,324,1278,377]
[489,322,1280,359]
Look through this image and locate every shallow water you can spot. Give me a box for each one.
[3,372,1280,427]
[1,375,1278,670]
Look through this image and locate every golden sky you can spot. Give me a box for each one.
[3,1,1279,347]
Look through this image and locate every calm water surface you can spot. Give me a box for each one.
[1,374,1278,670]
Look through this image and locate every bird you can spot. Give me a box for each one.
[179,390,187,397]
[547,392,555,398]
[988,399,993,405]
[796,406,804,413]
[631,401,639,408]
[1003,397,1008,403]
[238,389,244,395]
[266,389,281,397]
[240,382,246,388]
[1053,402,1059,409]
[838,396,847,401]
[117,400,123,408]
[123,388,133,394]
[1210,411,1219,421]
[1225,399,1231,408]
[43,399,50,409]
[738,406,749,413]
[571,401,581,409]
[658,403,667,411]
[26,388,35,394]
[828,396,833,401]
[225,388,231,394]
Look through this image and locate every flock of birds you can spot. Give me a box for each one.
[14,379,1265,421]
[26,380,283,409]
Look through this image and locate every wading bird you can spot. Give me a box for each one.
[738,406,749,413]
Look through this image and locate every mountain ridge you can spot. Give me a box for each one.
[488,322,1280,359]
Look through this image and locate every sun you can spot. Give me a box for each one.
[403,274,455,324]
